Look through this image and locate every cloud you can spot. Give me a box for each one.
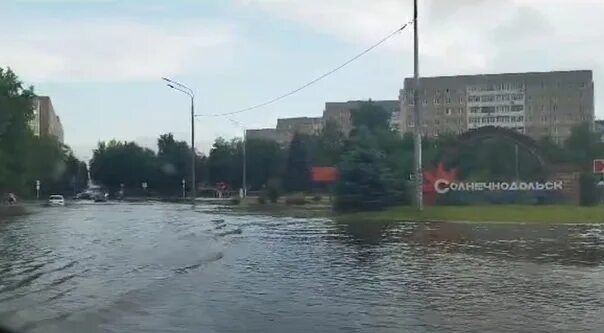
[238,0,604,88]
[0,18,237,82]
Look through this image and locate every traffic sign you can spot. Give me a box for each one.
[594,159,604,174]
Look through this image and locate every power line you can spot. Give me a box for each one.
[195,21,413,117]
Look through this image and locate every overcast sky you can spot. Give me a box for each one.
[1,0,602,160]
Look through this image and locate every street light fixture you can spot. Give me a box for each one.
[163,77,196,203]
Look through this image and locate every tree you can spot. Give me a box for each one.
[89,140,158,192]
[350,102,392,134]
[334,129,407,211]
[313,120,345,166]
[246,138,284,190]
[157,133,193,194]
[0,67,35,194]
[564,123,604,165]
[207,137,242,189]
[284,133,311,192]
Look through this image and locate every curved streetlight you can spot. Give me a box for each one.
[162,77,196,202]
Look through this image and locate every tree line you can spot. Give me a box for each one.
[86,99,604,209]
[0,68,88,199]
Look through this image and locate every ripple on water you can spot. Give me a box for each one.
[1,204,604,333]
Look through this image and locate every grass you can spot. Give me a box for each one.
[345,205,604,224]
[221,195,604,224]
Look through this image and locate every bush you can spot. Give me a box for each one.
[312,195,322,202]
[580,173,600,206]
[266,179,280,203]
[257,196,266,204]
[230,197,241,205]
[285,193,307,205]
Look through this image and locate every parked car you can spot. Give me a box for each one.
[48,194,65,206]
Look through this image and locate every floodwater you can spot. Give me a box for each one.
[0,203,603,333]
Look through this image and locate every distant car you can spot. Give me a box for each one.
[93,193,108,202]
[48,194,65,206]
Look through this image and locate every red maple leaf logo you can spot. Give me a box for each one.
[423,162,457,205]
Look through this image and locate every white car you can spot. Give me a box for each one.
[48,195,65,206]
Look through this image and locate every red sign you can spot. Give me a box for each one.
[423,162,458,205]
[594,160,604,174]
[312,167,338,183]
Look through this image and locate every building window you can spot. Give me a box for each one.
[446,108,452,115]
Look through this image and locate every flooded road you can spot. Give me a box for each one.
[1,203,603,332]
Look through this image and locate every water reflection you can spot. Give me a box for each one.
[335,218,604,266]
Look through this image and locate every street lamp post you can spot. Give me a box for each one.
[229,119,247,198]
[162,77,196,203]
[413,0,423,211]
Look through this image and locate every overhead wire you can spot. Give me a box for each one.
[195,20,413,118]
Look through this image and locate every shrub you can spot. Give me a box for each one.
[285,193,307,205]
[266,179,281,203]
[257,196,266,204]
[312,195,322,202]
[230,197,241,205]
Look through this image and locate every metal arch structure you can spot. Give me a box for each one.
[440,126,548,170]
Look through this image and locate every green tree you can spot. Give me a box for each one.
[89,140,158,192]
[564,123,604,165]
[313,120,345,166]
[284,133,311,192]
[207,137,242,189]
[157,133,193,194]
[350,102,392,133]
[0,67,35,194]
[334,129,407,211]
[246,138,284,190]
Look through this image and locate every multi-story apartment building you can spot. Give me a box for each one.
[277,117,322,138]
[29,96,64,143]
[247,117,322,146]
[323,100,400,135]
[400,70,594,143]
[246,128,289,146]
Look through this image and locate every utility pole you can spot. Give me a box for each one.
[243,128,247,197]
[413,0,423,210]
[190,95,196,203]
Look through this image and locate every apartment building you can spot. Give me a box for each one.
[29,96,64,143]
[400,70,594,143]
[246,128,289,146]
[277,117,323,140]
[246,117,323,146]
[323,100,400,135]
